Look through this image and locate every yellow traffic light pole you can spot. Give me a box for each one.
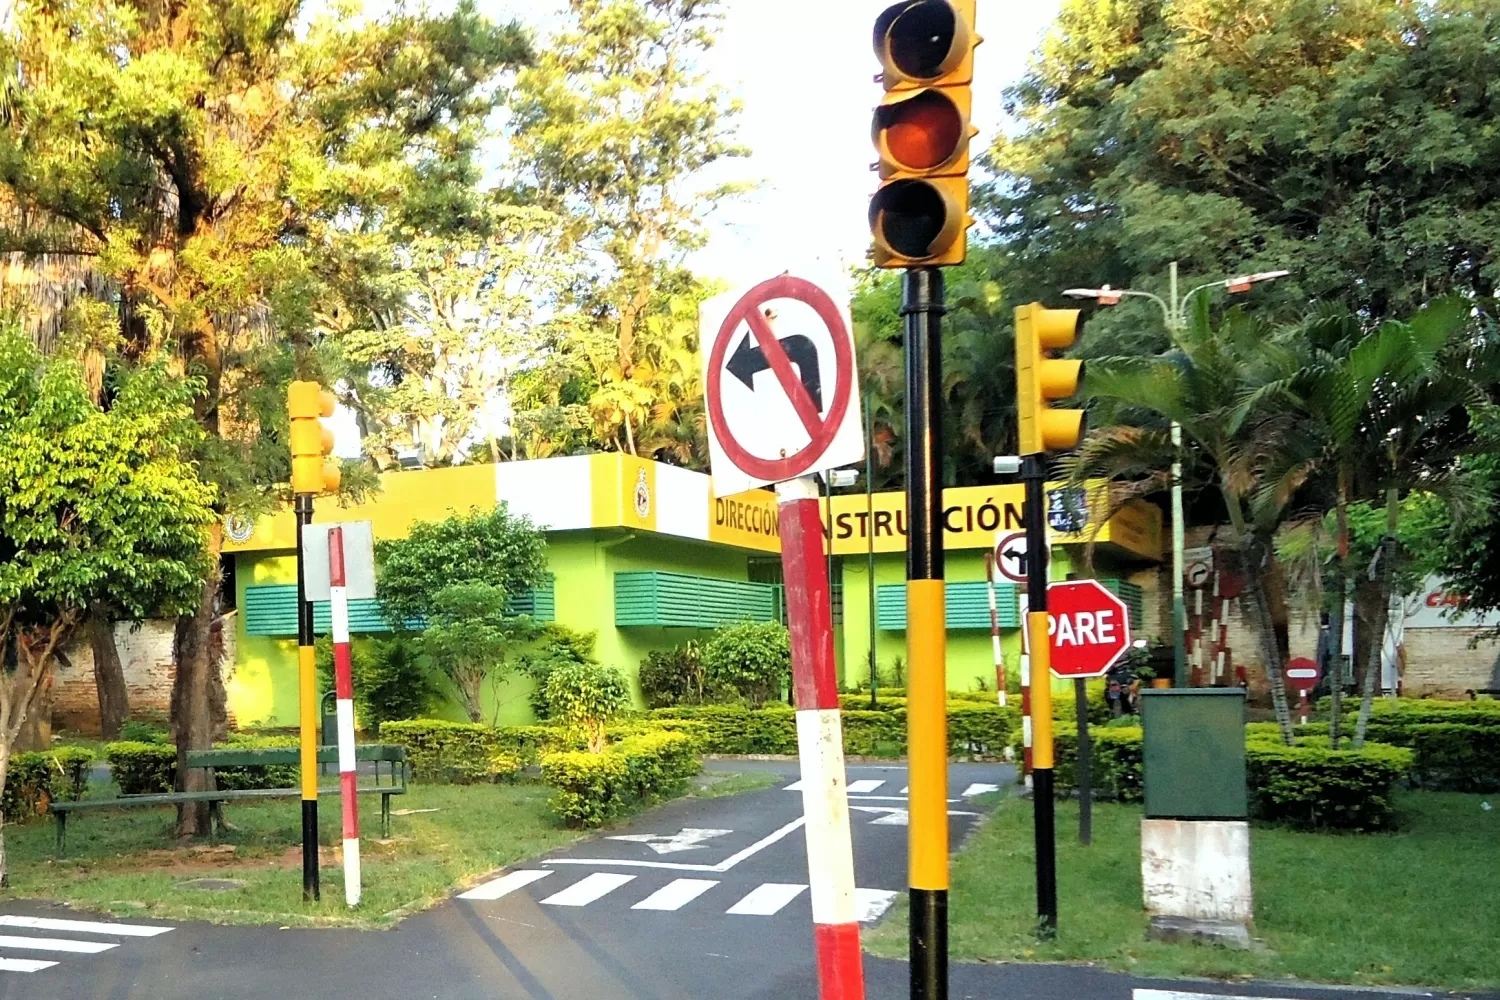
[288,380,341,902]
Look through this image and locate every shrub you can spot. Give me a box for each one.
[544,661,630,752]
[380,719,522,783]
[213,734,301,791]
[1406,724,1500,792]
[638,640,707,708]
[119,720,169,744]
[2,747,95,821]
[541,730,699,828]
[702,621,790,707]
[317,634,440,729]
[105,741,177,795]
[494,724,570,766]
[1246,742,1413,831]
[520,624,600,720]
[423,582,540,723]
[649,705,797,754]
[648,703,1017,759]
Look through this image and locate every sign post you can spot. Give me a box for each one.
[983,552,1007,708]
[703,274,866,1000]
[1285,657,1321,724]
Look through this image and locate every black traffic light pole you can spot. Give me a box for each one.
[904,266,948,1000]
[295,491,320,902]
[1023,455,1058,936]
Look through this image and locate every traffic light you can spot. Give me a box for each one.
[1014,303,1085,455]
[869,0,979,268]
[288,380,341,495]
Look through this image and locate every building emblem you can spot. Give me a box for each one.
[634,468,652,519]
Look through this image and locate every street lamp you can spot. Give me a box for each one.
[1062,261,1291,689]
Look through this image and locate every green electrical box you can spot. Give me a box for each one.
[1141,688,1247,820]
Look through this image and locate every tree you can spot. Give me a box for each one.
[703,622,790,708]
[987,0,1500,339]
[374,505,547,630]
[544,661,630,753]
[421,583,539,723]
[0,332,213,880]
[507,0,746,460]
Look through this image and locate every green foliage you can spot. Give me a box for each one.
[540,731,700,828]
[543,662,631,752]
[1,747,95,821]
[118,721,170,745]
[379,720,522,785]
[211,735,301,792]
[103,742,177,796]
[702,622,791,707]
[317,635,439,729]
[1405,725,1500,793]
[421,582,541,723]
[519,624,599,720]
[638,640,707,709]
[374,506,548,628]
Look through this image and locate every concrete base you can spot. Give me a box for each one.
[1141,818,1252,928]
[1147,914,1252,950]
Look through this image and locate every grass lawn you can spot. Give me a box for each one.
[865,789,1500,991]
[1,766,775,929]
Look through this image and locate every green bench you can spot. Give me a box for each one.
[51,744,409,855]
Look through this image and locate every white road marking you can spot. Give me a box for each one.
[782,779,803,791]
[1135,993,1323,1000]
[0,935,117,954]
[850,805,981,826]
[846,779,885,793]
[458,868,552,901]
[855,888,899,923]
[0,916,173,937]
[608,828,732,855]
[961,783,1000,798]
[631,878,720,911]
[899,786,908,793]
[540,872,636,907]
[545,816,807,872]
[726,883,808,916]
[0,959,57,973]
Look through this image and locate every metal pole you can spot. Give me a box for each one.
[1168,262,1188,688]
[1074,677,1091,845]
[777,476,867,1000]
[1023,455,1057,937]
[903,267,948,1000]
[295,493,320,902]
[867,392,878,710]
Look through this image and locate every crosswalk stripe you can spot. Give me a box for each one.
[0,935,117,954]
[961,782,1000,798]
[540,872,636,907]
[846,779,885,793]
[782,780,804,791]
[0,959,58,973]
[631,878,719,911]
[458,869,553,901]
[726,883,807,916]
[854,888,899,923]
[0,916,173,938]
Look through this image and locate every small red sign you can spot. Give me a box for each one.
[1044,580,1133,679]
[1285,656,1321,693]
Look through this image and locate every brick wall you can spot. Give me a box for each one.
[1400,627,1500,698]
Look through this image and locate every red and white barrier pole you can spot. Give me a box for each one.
[777,476,864,1000]
[984,553,1008,708]
[328,526,361,908]
[1018,592,1033,789]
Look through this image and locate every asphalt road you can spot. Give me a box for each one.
[0,760,1489,1000]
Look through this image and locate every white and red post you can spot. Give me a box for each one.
[777,477,865,1000]
[328,527,362,907]
[984,553,1008,708]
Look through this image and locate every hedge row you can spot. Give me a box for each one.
[104,734,318,796]
[540,731,700,828]
[1269,715,1500,793]
[647,702,1017,759]
[379,720,523,783]
[2,747,95,821]
[1049,725,1414,831]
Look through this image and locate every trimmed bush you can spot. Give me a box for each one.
[380,719,523,783]
[649,705,797,754]
[541,731,700,828]
[1406,724,1500,792]
[213,734,300,791]
[703,622,791,706]
[544,661,630,752]
[105,741,176,794]
[2,747,95,820]
[638,641,707,708]
[119,720,169,744]
[840,689,994,704]
[648,703,1017,759]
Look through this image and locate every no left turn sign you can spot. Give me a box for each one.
[702,274,864,495]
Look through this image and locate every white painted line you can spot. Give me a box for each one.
[782,780,804,791]
[0,916,173,937]
[846,779,885,793]
[899,786,908,793]
[961,783,1000,798]
[1135,992,1317,1000]
[545,817,807,873]
[458,868,552,901]
[0,958,57,973]
[726,883,808,916]
[608,828,731,855]
[540,872,636,907]
[631,878,720,911]
[0,935,117,954]
[855,888,899,923]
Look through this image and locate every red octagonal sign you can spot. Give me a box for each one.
[1046,580,1132,679]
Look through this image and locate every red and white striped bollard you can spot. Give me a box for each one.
[328,526,361,907]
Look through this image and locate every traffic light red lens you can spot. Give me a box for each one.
[871,179,946,258]
[888,1,957,80]
[879,90,963,171]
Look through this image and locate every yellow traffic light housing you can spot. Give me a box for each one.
[288,380,341,495]
[869,0,980,269]
[1015,303,1086,455]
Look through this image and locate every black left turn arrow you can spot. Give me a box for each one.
[727,333,822,411]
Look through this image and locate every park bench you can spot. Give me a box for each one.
[50,744,408,855]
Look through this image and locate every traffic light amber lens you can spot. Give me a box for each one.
[872,180,946,258]
[889,1,958,80]
[879,91,963,171]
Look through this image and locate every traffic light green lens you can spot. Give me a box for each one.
[875,180,945,257]
[889,1,956,80]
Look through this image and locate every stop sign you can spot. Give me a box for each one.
[1043,580,1132,678]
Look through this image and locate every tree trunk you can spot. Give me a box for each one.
[1326,576,1347,747]
[1354,492,1400,749]
[0,745,10,888]
[14,681,52,752]
[89,605,128,740]
[172,571,221,838]
[1235,541,1296,743]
